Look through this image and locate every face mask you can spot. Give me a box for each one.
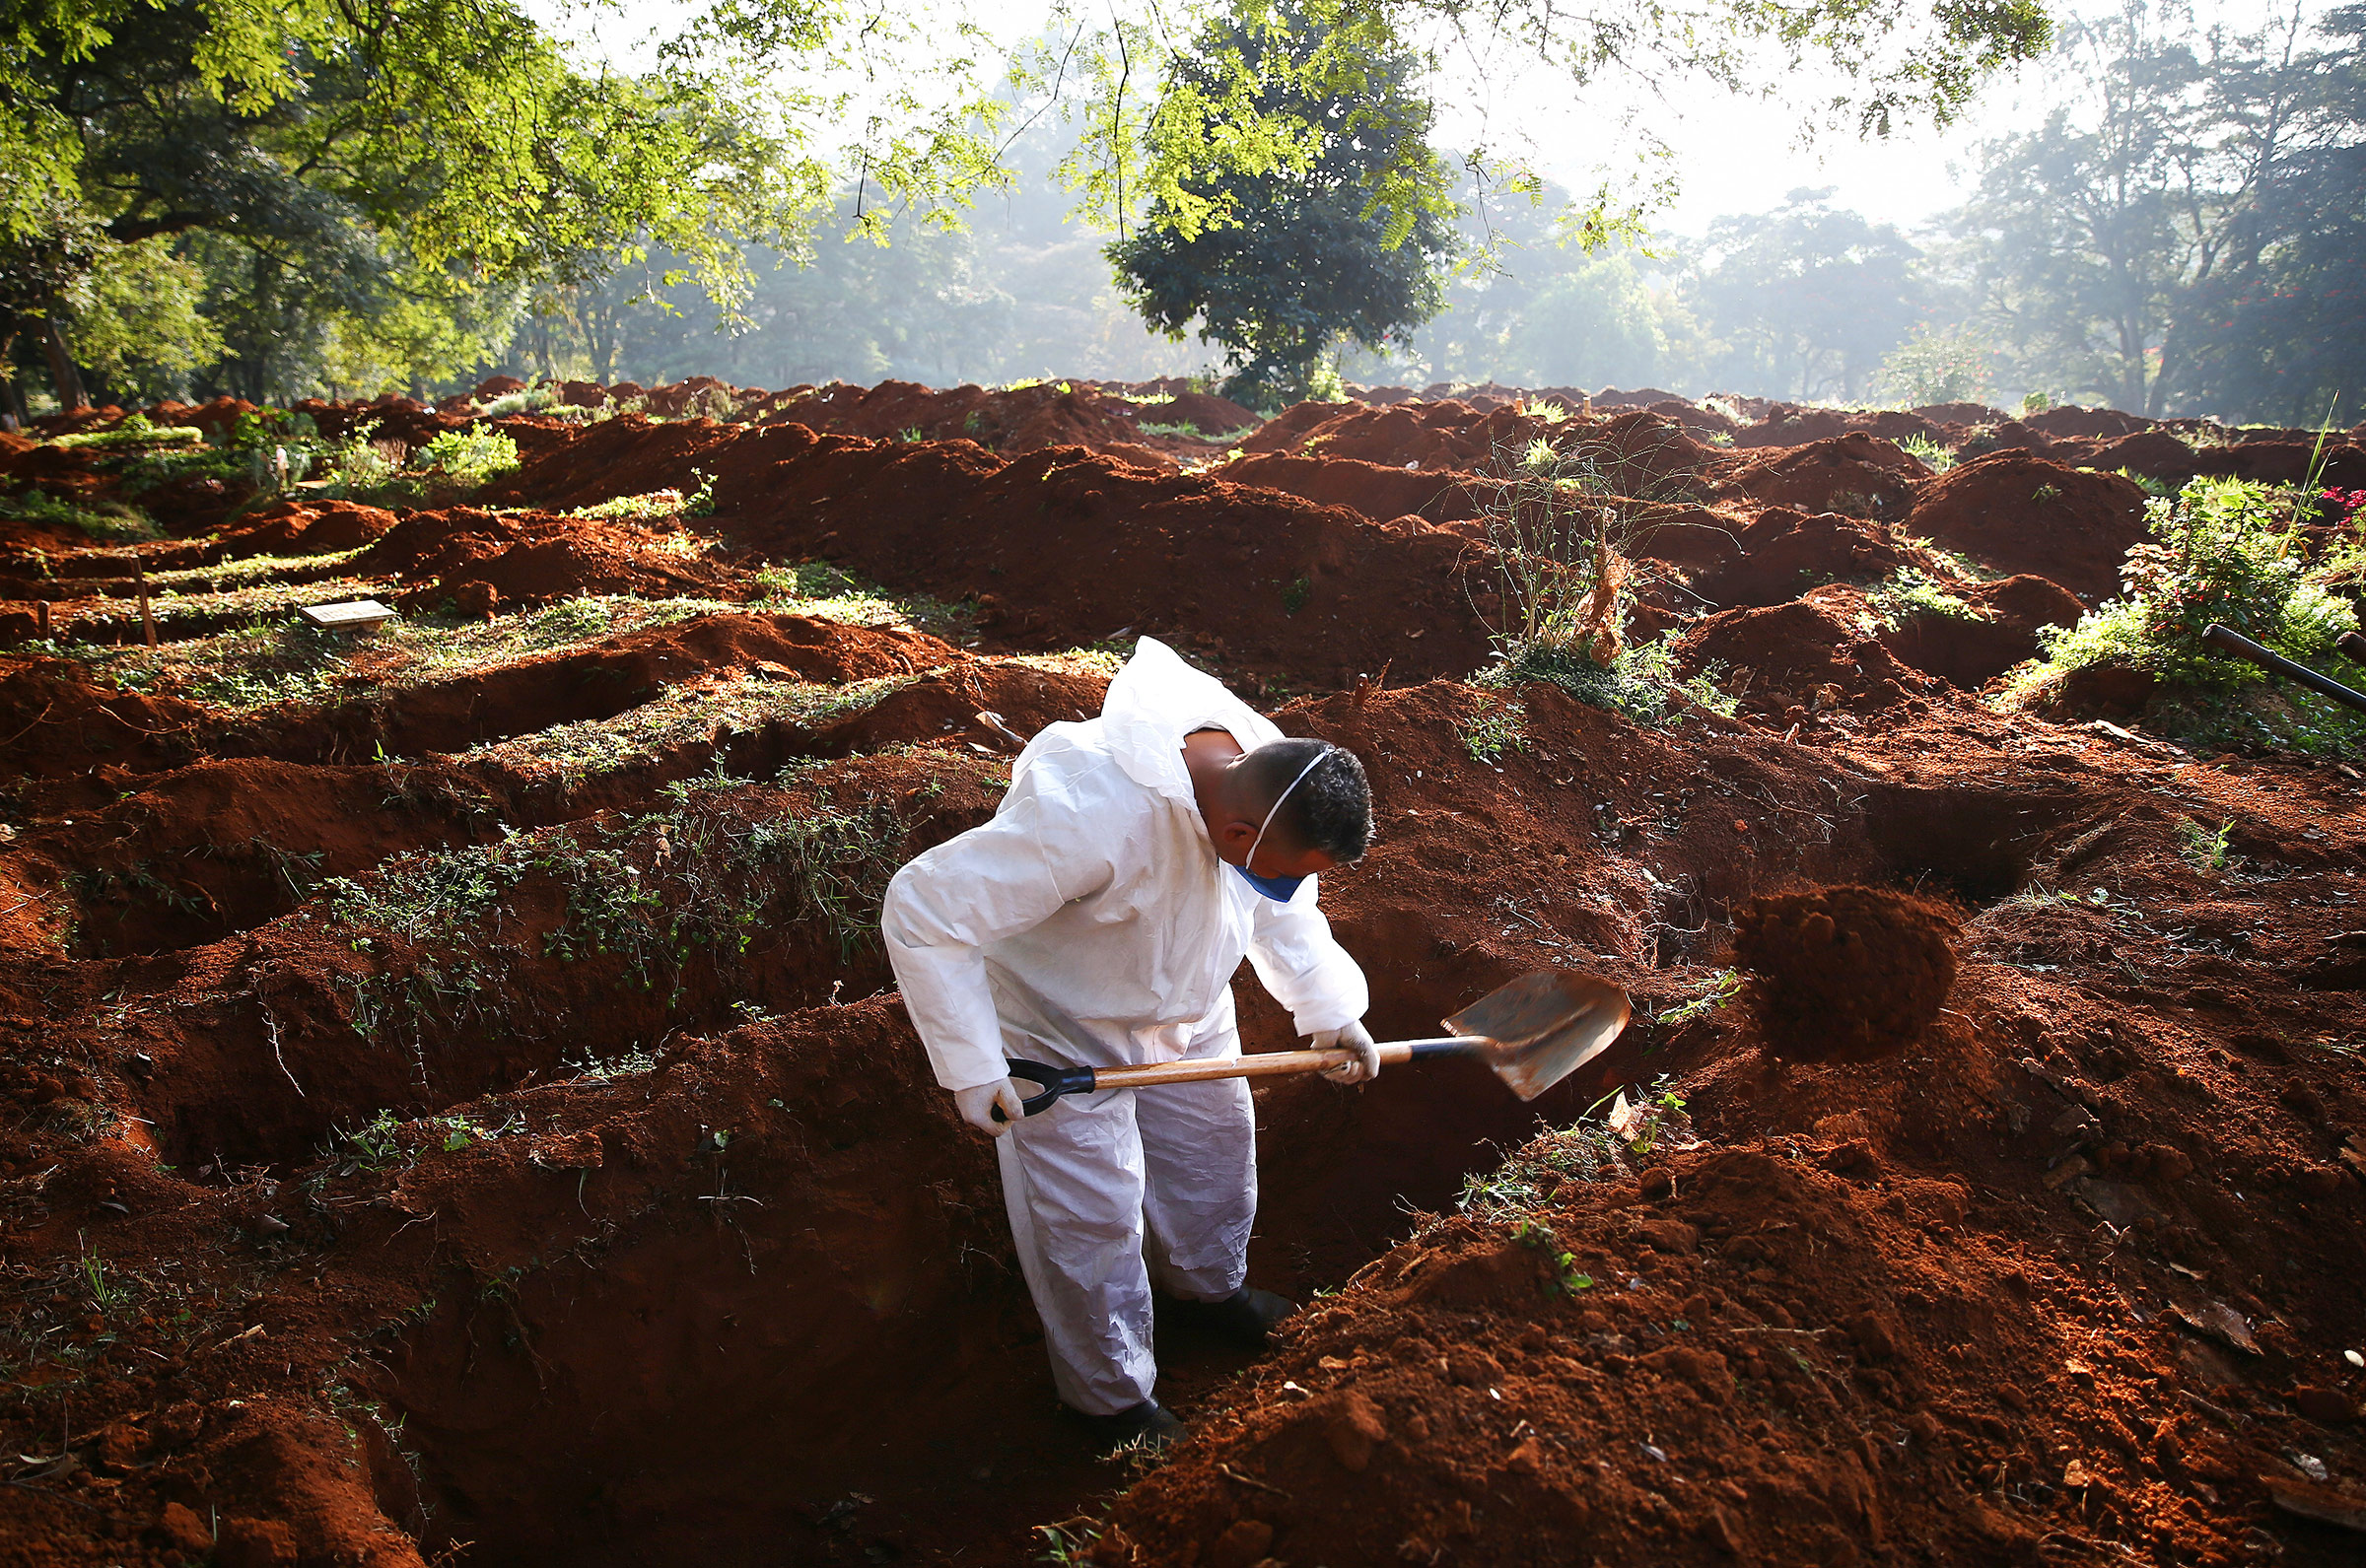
[1234,862,1307,903]
[1235,748,1329,904]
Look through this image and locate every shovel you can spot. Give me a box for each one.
[995,971,1632,1120]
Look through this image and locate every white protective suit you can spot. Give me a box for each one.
[881,637,1369,1414]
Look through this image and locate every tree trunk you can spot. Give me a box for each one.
[41,314,89,411]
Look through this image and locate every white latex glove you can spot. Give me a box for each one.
[1313,1020,1380,1085]
[952,1077,1026,1136]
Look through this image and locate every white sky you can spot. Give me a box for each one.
[530,0,2310,239]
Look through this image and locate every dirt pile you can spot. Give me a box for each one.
[1875,572,2087,690]
[762,378,1176,464]
[1721,431,1929,519]
[3,375,2364,1568]
[1686,506,1941,608]
[1733,885,1959,1061]
[1907,452,2150,601]
[1675,597,1936,720]
[357,507,744,611]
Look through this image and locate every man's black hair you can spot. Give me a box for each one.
[1245,737,1372,862]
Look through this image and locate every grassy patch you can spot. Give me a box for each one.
[749,561,977,640]
[464,670,924,787]
[0,487,162,542]
[318,784,917,1049]
[1458,690,1528,762]
[1491,633,1739,728]
[52,414,205,451]
[59,594,729,712]
[1896,433,1958,473]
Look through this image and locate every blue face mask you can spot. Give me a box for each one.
[1233,748,1330,904]
[1234,862,1307,903]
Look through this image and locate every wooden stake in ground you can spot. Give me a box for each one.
[35,599,48,640]
[134,553,155,648]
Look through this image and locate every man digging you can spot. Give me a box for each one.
[882,637,1379,1450]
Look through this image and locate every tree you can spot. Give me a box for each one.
[1,0,815,402]
[1107,4,1458,406]
[1942,0,2356,420]
[2174,3,2366,426]
[1688,190,1926,401]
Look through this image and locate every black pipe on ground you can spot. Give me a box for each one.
[2201,623,2366,715]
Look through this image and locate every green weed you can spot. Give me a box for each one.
[1866,567,1986,629]
[1459,691,1528,762]
[2177,817,2237,874]
[1896,433,1958,473]
[1658,968,1740,1026]
[1512,1218,1594,1297]
[0,487,161,542]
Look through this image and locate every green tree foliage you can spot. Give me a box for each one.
[1949,0,2363,422]
[1105,3,1458,406]
[2174,3,2366,426]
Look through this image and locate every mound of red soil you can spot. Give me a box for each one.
[1876,572,2085,689]
[1688,506,1938,607]
[1733,885,1958,1061]
[2094,429,2198,484]
[1676,598,1933,718]
[2027,405,2150,441]
[209,497,399,556]
[1222,452,1488,524]
[2194,438,2366,489]
[1142,387,1261,436]
[1721,432,1927,519]
[766,378,1171,465]
[1906,451,2149,602]
[357,507,742,611]
[487,418,1495,689]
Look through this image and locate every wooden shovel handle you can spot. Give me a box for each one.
[1090,1037,1474,1091]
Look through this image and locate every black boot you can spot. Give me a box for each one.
[1070,1398,1186,1452]
[1171,1285,1296,1347]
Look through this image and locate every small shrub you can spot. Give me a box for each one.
[2177,817,2237,874]
[2008,477,2365,754]
[418,428,521,487]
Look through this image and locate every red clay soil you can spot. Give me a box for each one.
[1909,453,2151,602]
[1876,572,2088,690]
[1721,432,1930,520]
[761,378,1175,467]
[1733,884,1960,1061]
[356,506,748,611]
[1221,451,1493,525]
[1676,597,1939,719]
[5,380,2366,1568]
[1686,506,1943,608]
[483,416,1496,689]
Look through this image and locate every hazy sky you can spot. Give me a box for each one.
[531,0,2312,238]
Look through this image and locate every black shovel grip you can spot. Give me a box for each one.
[993,1058,1098,1121]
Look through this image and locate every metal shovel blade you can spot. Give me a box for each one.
[1445,971,1634,1101]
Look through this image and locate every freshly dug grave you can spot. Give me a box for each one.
[5,378,2366,1568]
[1732,885,1960,1062]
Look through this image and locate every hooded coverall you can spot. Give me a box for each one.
[880,637,1369,1414]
